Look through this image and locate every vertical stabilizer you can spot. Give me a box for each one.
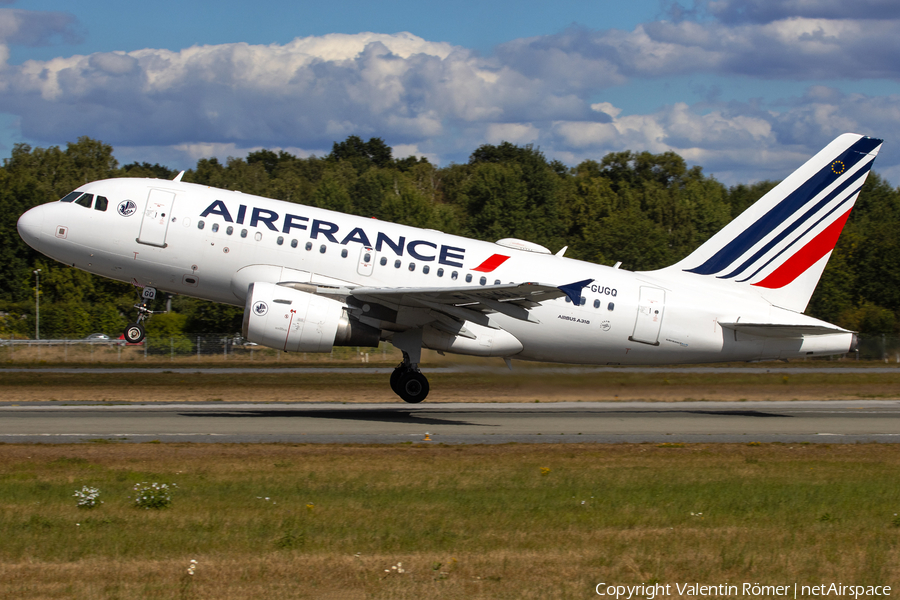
[663,133,883,312]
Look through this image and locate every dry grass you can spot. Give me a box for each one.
[2,369,900,403]
[0,443,898,599]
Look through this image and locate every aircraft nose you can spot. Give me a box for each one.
[17,206,44,251]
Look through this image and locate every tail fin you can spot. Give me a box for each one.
[664,133,883,313]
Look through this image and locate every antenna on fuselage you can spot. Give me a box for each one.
[173,171,185,182]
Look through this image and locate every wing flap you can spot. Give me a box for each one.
[351,281,570,307]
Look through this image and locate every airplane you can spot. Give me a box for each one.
[16,133,882,403]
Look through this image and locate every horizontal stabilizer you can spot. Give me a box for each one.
[719,323,852,338]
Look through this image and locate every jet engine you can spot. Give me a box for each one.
[242,282,380,352]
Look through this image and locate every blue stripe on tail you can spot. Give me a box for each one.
[686,137,881,276]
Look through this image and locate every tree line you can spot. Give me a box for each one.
[1,135,898,340]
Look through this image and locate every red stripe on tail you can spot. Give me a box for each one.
[752,209,852,289]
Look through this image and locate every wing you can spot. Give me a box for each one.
[351,279,591,328]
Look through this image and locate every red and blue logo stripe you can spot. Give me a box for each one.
[684,136,881,289]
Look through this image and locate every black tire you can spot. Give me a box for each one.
[397,371,429,404]
[390,367,404,395]
[124,322,145,344]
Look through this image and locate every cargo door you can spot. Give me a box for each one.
[629,286,665,345]
[137,189,176,248]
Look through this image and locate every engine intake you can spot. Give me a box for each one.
[242,282,380,352]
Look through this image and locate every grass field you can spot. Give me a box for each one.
[1,443,898,599]
[2,367,900,403]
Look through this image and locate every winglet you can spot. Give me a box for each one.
[558,279,593,304]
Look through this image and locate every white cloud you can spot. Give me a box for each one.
[0,8,81,48]
[498,18,900,82]
[0,10,899,185]
[703,0,900,24]
[485,123,539,145]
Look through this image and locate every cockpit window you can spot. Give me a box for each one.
[94,196,108,212]
[75,194,94,208]
[60,192,81,203]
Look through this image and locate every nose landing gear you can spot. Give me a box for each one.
[123,286,165,344]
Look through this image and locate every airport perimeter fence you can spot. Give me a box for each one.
[2,334,900,364]
[0,335,400,364]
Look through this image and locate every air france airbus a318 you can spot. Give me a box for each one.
[16,133,883,402]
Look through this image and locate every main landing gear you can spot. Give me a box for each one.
[123,286,165,344]
[390,351,430,403]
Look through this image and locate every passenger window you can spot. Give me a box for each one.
[212,223,219,233]
[255,232,262,241]
[305,242,312,251]
[380,257,387,266]
[494,279,500,285]
[364,252,372,262]
[565,296,571,303]
[608,302,615,311]
[437,268,444,277]
[277,236,284,245]
[319,244,326,253]
[394,260,401,268]
[479,276,486,285]
[465,274,473,283]
[94,196,108,211]
[423,265,430,274]
[75,193,94,208]
[226,226,233,235]
[409,263,415,272]
[60,191,81,203]
[451,271,458,280]
[581,296,586,306]
[593,299,600,309]
[198,220,205,230]
[241,229,248,238]
[291,239,298,248]
[341,249,348,258]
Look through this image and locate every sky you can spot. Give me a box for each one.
[2,0,900,185]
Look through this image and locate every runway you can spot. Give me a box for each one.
[1,400,899,444]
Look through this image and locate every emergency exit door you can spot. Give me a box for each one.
[137,189,176,248]
[629,286,665,345]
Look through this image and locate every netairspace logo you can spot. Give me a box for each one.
[595,582,893,599]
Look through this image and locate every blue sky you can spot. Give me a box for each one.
[3,0,900,184]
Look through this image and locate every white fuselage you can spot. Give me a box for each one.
[17,177,852,364]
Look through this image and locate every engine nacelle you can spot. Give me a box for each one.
[242,282,380,352]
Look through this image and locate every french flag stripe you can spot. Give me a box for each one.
[472,254,510,272]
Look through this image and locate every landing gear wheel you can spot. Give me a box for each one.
[390,367,404,395]
[397,371,429,404]
[124,322,145,344]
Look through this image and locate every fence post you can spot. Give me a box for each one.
[170,337,174,361]
[197,336,201,361]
